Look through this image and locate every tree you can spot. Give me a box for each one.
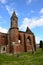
[42,41,43,50]
[39,40,43,48]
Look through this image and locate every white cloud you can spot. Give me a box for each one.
[6,5,13,16]
[40,8,43,14]
[15,11,19,16]
[35,36,43,44]
[19,17,43,31]
[26,0,32,4]
[0,27,8,33]
[19,18,31,31]
[0,0,7,4]
[6,5,19,16]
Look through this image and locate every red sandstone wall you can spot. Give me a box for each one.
[0,32,1,45]
[0,32,7,46]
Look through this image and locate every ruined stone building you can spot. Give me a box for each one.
[0,11,36,54]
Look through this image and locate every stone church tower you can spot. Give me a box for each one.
[10,11,18,43]
[8,11,19,53]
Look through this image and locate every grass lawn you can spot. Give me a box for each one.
[0,48,43,65]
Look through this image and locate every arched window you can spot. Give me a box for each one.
[27,37,31,44]
[27,38,30,43]
[3,47,5,51]
[18,35,21,44]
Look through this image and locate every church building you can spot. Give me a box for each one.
[0,11,36,54]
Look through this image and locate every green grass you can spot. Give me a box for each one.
[0,48,43,65]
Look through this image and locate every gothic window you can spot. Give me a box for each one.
[27,37,31,44]
[3,47,5,51]
[27,39,30,43]
[18,40,21,43]
[18,35,21,44]
[1,46,6,53]
[2,35,5,38]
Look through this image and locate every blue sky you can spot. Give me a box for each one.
[0,0,43,44]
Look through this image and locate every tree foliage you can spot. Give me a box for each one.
[39,40,43,48]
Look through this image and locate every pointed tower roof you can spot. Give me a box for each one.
[12,11,16,17]
[26,27,33,34]
[11,11,18,20]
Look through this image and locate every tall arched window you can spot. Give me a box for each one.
[18,35,21,44]
[27,37,31,44]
